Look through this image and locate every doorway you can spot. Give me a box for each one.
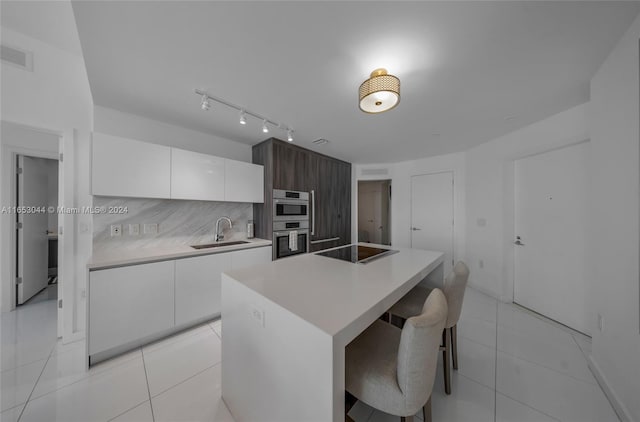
[411,172,454,276]
[514,141,590,335]
[16,155,59,306]
[358,180,391,245]
[1,121,64,342]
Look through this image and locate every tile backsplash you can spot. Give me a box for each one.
[92,196,253,253]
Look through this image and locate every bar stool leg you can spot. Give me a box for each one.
[422,397,432,422]
[451,325,458,370]
[443,329,452,395]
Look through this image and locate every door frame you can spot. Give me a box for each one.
[1,121,67,339]
[16,154,57,305]
[409,170,455,267]
[357,179,392,245]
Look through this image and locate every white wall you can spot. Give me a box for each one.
[354,151,466,266]
[465,103,588,299]
[588,13,640,422]
[93,106,252,162]
[0,26,93,341]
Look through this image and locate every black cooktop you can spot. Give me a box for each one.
[316,245,398,264]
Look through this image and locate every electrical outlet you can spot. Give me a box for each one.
[129,224,140,236]
[110,224,122,236]
[143,223,158,234]
[250,306,265,328]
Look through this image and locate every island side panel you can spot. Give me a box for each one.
[418,260,445,289]
[221,274,334,422]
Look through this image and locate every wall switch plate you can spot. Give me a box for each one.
[479,259,484,269]
[250,305,265,328]
[110,224,122,236]
[129,224,140,235]
[143,223,158,234]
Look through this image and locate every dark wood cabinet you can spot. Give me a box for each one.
[252,138,351,251]
[272,141,309,192]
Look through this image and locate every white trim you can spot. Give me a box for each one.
[587,356,633,422]
[467,281,505,302]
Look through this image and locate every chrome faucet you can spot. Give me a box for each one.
[214,216,233,242]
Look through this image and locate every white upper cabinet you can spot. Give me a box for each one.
[91,133,263,202]
[171,148,225,201]
[224,159,264,203]
[92,133,171,198]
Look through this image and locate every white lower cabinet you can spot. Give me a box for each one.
[175,253,232,326]
[88,245,272,361]
[89,260,175,356]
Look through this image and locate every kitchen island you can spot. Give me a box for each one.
[221,244,443,422]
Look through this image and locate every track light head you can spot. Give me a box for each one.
[200,94,210,111]
[239,110,247,125]
[262,120,269,133]
[287,129,293,142]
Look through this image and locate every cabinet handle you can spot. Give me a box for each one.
[310,237,340,244]
[311,190,315,236]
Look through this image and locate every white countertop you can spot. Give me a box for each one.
[223,245,443,338]
[88,238,272,270]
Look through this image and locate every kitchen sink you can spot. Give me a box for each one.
[191,241,250,249]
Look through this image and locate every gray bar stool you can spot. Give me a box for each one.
[387,261,470,395]
[345,289,448,422]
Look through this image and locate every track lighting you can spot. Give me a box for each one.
[200,94,210,111]
[195,89,295,141]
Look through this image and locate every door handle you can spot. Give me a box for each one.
[412,227,421,231]
[310,190,315,236]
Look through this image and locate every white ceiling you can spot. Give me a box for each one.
[15,1,640,163]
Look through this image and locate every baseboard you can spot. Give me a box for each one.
[466,281,503,301]
[587,355,634,422]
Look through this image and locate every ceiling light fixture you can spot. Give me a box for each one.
[359,68,400,113]
[195,89,294,141]
[200,94,210,111]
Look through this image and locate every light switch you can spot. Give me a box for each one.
[144,223,158,234]
[129,224,140,235]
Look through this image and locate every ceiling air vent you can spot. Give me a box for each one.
[361,168,389,176]
[312,138,329,145]
[1,44,33,71]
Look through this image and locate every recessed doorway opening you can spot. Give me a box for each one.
[358,180,391,246]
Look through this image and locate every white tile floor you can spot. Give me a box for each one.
[1,287,619,422]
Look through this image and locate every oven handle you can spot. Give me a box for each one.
[310,237,340,244]
[311,190,315,236]
[273,198,309,205]
[274,230,309,237]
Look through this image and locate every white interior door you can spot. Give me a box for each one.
[358,190,382,243]
[411,172,454,275]
[514,142,589,334]
[17,155,50,304]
